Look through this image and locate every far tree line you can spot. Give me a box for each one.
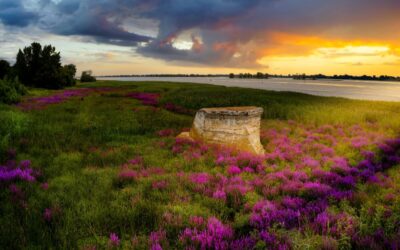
[291,73,400,81]
[229,73,400,81]
[229,72,270,79]
[0,42,96,90]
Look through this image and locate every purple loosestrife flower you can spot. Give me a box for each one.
[361,150,375,160]
[332,157,349,170]
[302,182,332,199]
[300,199,328,217]
[281,196,305,210]
[357,159,376,171]
[213,190,227,201]
[280,180,303,196]
[215,154,236,166]
[190,216,205,227]
[180,217,233,250]
[18,88,96,110]
[152,180,168,190]
[260,230,277,245]
[230,236,256,250]
[251,199,301,229]
[118,169,138,181]
[190,173,211,185]
[291,171,309,182]
[140,167,165,177]
[150,229,166,249]
[0,166,36,182]
[243,167,255,173]
[43,208,52,222]
[385,138,400,148]
[126,92,160,106]
[227,165,241,175]
[330,164,352,176]
[184,151,202,161]
[320,146,335,156]
[225,176,252,195]
[109,233,120,247]
[128,156,143,166]
[303,156,320,168]
[312,170,340,185]
[313,211,331,234]
[250,200,277,228]
[336,176,356,189]
[151,244,163,250]
[259,231,291,250]
[41,182,49,190]
[378,143,395,154]
[163,103,190,114]
[351,137,370,149]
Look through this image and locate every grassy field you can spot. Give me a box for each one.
[1,80,400,249]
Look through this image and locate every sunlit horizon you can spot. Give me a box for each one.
[1,1,400,76]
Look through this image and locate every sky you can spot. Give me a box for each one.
[0,0,400,76]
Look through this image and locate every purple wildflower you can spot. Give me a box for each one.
[281,196,305,210]
[213,190,227,201]
[0,166,36,182]
[43,208,52,222]
[180,217,233,250]
[303,156,320,168]
[41,182,49,190]
[128,156,143,166]
[227,165,241,175]
[190,216,205,227]
[126,92,160,106]
[152,180,168,190]
[190,173,210,185]
[150,229,166,249]
[109,233,120,247]
[118,169,138,181]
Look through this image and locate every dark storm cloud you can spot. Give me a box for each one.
[36,0,152,46]
[1,0,400,67]
[0,0,38,27]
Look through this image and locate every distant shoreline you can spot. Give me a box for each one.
[98,74,400,82]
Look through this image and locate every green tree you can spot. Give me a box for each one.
[15,42,76,89]
[0,60,11,79]
[61,64,77,86]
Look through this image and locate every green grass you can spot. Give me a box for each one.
[1,80,400,249]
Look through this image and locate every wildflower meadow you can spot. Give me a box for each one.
[1,80,400,249]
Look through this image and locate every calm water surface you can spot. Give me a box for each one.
[98,77,400,101]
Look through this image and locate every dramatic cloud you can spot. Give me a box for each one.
[1,0,400,69]
[0,0,38,27]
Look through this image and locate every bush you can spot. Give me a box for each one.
[0,77,27,104]
[0,60,10,79]
[80,71,96,82]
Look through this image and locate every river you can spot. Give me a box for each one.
[97,77,400,102]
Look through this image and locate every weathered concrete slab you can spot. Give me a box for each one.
[180,106,265,155]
